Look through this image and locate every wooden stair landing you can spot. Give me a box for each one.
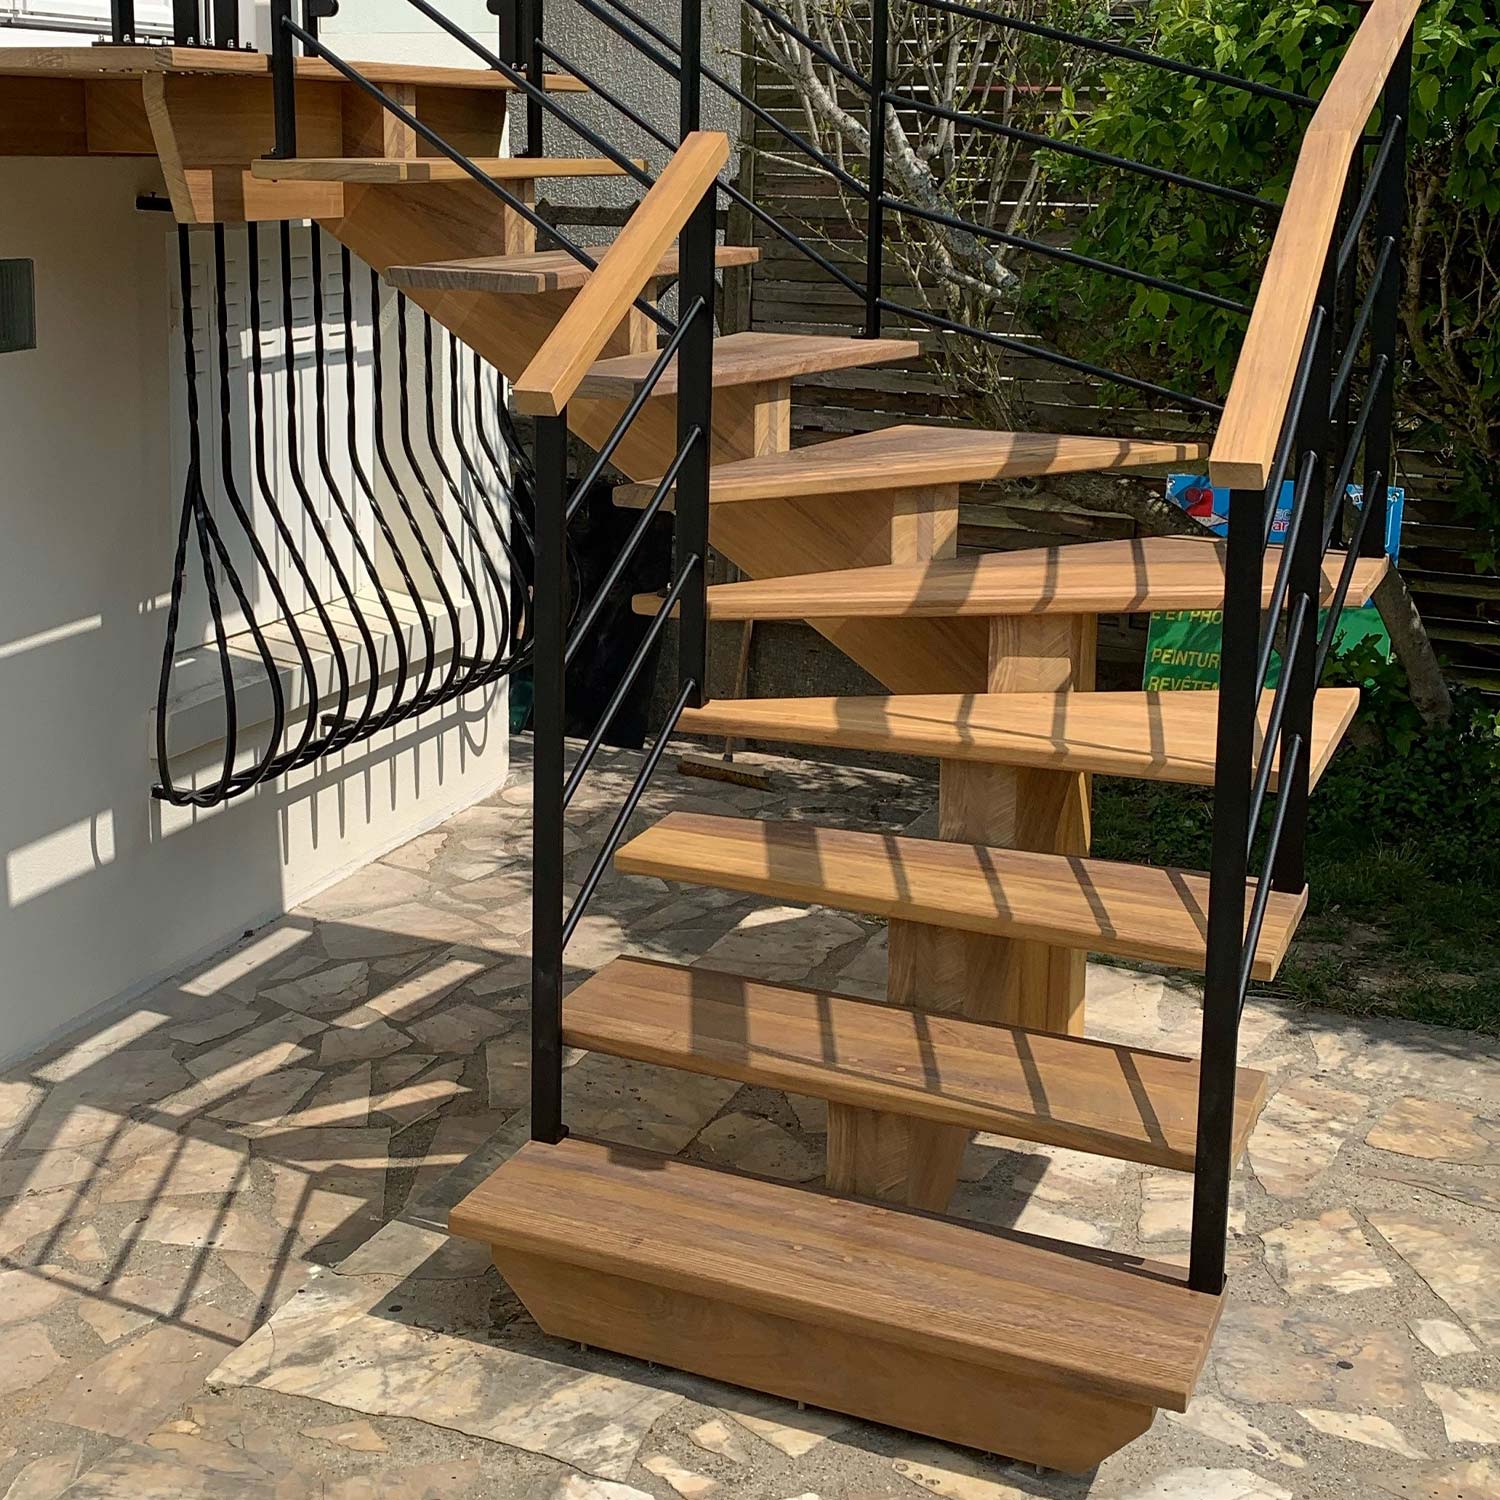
[645,536,1390,621]
[449,1137,1222,1469]
[614,812,1306,980]
[250,156,645,184]
[576,331,921,399]
[386,244,759,294]
[565,958,1269,1171]
[676,688,1360,788]
[615,425,1210,507]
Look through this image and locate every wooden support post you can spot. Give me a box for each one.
[828,610,1097,1212]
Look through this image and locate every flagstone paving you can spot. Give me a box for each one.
[0,738,1496,1499]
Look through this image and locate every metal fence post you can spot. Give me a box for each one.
[1188,483,1262,1295]
[1273,261,1336,896]
[680,0,702,138]
[675,193,715,706]
[531,411,570,1145]
[110,0,137,44]
[1360,30,1412,557]
[267,0,297,159]
[524,0,545,157]
[863,0,889,338]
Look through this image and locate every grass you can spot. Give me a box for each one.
[1092,776,1500,1035]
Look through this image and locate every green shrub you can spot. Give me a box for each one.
[1025,0,1500,549]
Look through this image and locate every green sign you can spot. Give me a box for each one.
[1144,609,1227,691]
[1143,606,1390,692]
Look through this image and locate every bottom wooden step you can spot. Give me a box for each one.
[450,1137,1223,1471]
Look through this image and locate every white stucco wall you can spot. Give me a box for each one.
[0,155,512,1066]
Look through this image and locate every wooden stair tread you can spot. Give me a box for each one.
[615,425,1210,507]
[249,156,644,184]
[676,688,1360,789]
[385,244,760,293]
[449,1135,1222,1410]
[614,812,1305,980]
[575,331,921,399]
[564,957,1269,1170]
[643,536,1389,621]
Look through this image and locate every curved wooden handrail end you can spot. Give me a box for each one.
[512,130,731,418]
[1208,0,1422,492]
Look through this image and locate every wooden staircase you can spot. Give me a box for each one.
[7,28,1403,1472]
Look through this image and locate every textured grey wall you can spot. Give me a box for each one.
[530,0,741,206]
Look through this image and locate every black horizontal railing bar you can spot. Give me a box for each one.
[1314,476,1382,678]
[283,21,673,336]
[394,0,658,189]
[914,0,1317,109]
[885,195,1252,314]
[565,429,700,668]
[1247,591,1312,837]
[886,88,1282,212]
[561,555,701,809]
[1337,115,1403,272]
[565,297,708,523]
[1255,453,1316,687]
[1324,352,1390,546]
[1237,730,1305,999]
[881,296,1225,411]
[741,0,869,88]
[561,675,696,948]
[1328,257,1393,415]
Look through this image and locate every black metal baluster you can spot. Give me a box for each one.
[531,413,570,1146]
[863,0,888,338]
[1188,481,1264,1294]
[268,0,297,159]
[679,0,701,137]
[111,0,138,45]
[1360,35,1412,558]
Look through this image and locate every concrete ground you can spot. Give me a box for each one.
[1,738,1497,1500]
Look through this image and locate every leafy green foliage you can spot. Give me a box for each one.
[1023,0,1500,544]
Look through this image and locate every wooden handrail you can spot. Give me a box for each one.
[512,130,731,418]
[1208,0,1420,490]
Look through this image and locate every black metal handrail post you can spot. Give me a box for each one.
[676,206,715,704]
[1359,31,1412,557]
[863,0,888,338]
[110,0,138,44]
[531,411,570,1146]
[1188,479,1263,1295]
[525,0,545,156]
[268,0,298,158]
